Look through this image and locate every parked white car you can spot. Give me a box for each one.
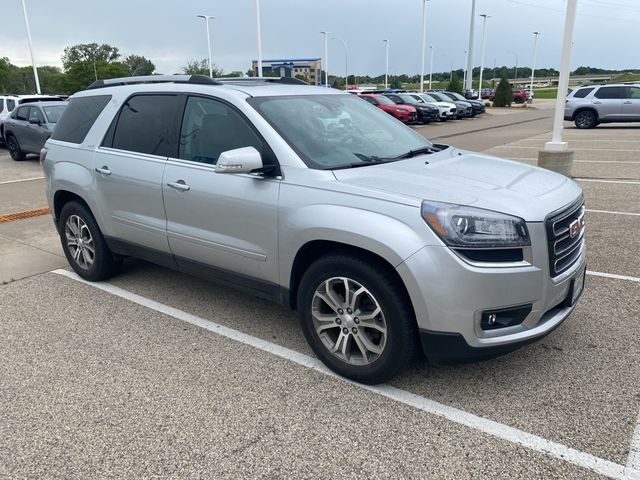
[408,92,457,120]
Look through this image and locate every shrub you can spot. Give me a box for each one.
[446,74,463,94]
[493,76,513,107]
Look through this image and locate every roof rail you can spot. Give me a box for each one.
[215,76,309,86]
[86,74,221,90]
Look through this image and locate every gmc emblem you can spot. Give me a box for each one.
[569,214,585,238]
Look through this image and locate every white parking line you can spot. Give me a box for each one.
[51,268,640,480]
[507,157,640,164]
[0,176,45,185]
[629,412,640,471]
[576,179,640,185]
[587,209,640,217]
[586,271,640,283]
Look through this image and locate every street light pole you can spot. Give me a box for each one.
[429,46,434,90]
[465,0,477,91]
[463,50,468,87]
[321,31,329,87]
[530,31,541,101]
[20,0,41,94]
[477,14,490,98]
[332,36,348,91]
[419,0,429,93]
[196,15,215,77]
[384,39,389,89]
[256,0,263,77]
[508,50,518,83]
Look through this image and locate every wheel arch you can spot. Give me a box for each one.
[572,106,599,122]
[53,190,91,225]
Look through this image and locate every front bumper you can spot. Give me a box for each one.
[396,222,586,362]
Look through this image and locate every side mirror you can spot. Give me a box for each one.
[215,146,264,174]
[29,118,42,125]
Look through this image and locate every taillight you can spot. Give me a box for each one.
[39,147,48,165]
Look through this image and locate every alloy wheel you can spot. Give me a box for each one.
[64,215,95,269]
[575,111,595,129]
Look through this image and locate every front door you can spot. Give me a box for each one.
[162,95,280,289]
[622,86,640,120]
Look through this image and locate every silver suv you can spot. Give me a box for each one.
[565,83,640,129]
[43,75,587,384]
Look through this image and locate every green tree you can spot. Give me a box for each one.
[124,55,155,76]
[493,76,513,107]
[182,59,223,77]
[390,76,402,89]
[65,60,129,93]
[447,73,463,94]
[62,43,120,70]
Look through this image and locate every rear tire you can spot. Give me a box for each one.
[297,254,419,384]
[59,201,122,281]
[6,135,26,161]
[574,110,598,129]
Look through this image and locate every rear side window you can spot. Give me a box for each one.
[109,94,179,157]
[51,95,111,144]
[594,87,625,99]
[572,88,594,99]
[0,100,4,114]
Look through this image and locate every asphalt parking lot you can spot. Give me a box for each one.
[1,107,639,479]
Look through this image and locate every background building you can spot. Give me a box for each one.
[251,58,321,84]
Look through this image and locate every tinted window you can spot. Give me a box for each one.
[0,100,4,114]
[15,106,29,121]
[179,96,263,165]
[51,95,111,144]
[361,96,378,105]
[111,95,178,156]
[386,95,401,104]
[573,88,594,99]
[43,105,67,123]
[626,87,640,99]
[594,87,625,99]
[6,99,16,111]
[28,106,45,124]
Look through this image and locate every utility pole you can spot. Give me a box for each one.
[477,14,490,98]
[508,50,518,84]
[530,31,541,101]
[465,0,477,91]
[463,50,468,87]
[429,46,434,90]
[332,36,348,90]
[321,31,329,87]
[256,0,263,77]
[20,0,41,94]
[419,0,429,93]
[196,15,215,77]
[384,39,389,89]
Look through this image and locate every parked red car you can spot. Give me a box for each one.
[358,94,417,123]
[488,89,530,104]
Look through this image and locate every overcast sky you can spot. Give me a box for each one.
[2,0,638,77]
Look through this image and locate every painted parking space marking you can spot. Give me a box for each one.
[630,412,640,471]
[587,209,640,217]
[0,176,45,185]
[51,268,640,480]
[576,179,640,185]
[586,271,640,283]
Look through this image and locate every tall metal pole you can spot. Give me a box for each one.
[20,0,40,94]
[419,0,429,93]
[477,14,490,98]
[256,0,263,77]
[463,51,467,87]
[508,50,518,83]
[384,39,389,89]
[530,31,541,101]
[465,0,477,91]
[546,0,578,151]
[429,46,434,90]
[321,31,329,87]
[197,15,215,77]
[332,36,348,90]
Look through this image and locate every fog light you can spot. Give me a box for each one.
[481,304,532,330]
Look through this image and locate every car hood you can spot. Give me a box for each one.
[433,102,455,109]
[332,147,582,221]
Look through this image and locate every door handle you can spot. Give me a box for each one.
[624,101,633,104]
[167,180,190,192]
[95,166,111,175]
[593,101,602,105]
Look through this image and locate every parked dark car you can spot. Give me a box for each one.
[428,91,472,118]
[480,88,495,100]
[1,101,67,161]
[442,91,486,115]
[383,93,439,124]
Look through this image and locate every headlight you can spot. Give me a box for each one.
[421,201,530,248]
[396,108,405,113]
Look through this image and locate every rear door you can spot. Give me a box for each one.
[162,95,281,287]
[622,86,640,120]
[94,93,180,255]
[592,86,624,121]
[8,106,30,145]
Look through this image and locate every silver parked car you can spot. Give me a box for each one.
[2,101,67,160]
[565,83,640,129]
[43,75,586,384]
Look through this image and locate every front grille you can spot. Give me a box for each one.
[545,197,585,277]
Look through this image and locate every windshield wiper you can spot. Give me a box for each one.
[331,158,398,170]
[393,145,442,159]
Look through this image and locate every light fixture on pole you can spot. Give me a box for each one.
[419,0,429,93]
[465,0,477,91]
[331,36,348,91]
[477,14,490,99]
[429,46,434,90]
[20,0,41,94]
[196,15,215,77]
[321,31,329,87]
[383,39,389,89]
[508,50,518,83]
[530,31,541,101]
[256,0,263,77]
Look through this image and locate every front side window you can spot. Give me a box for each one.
[594,87,625,99]
[626,87,640,99]
[15,106,29,121]
[28,107,45,124]
[111,94,179,156]
[361,96,378,105]
[248,94,433,170]
[6,99,16,111]
[179,96,263,165]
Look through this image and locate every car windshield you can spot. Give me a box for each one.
[420,94,438,103]
[248,94,433,170]
[374,95,394,105]
[447,92,466,101]
[429,93,448,102]
[43,105,67,123]
[398,94,419,104]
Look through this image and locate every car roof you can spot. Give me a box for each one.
[27,101,68,108]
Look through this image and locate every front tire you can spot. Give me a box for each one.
[59,201,121,281]
[574,110,598,129]
[297,254,418,384]
[6,135,26,161]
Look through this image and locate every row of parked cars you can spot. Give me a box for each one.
[354,90,486,125]
[0,94,68,161]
